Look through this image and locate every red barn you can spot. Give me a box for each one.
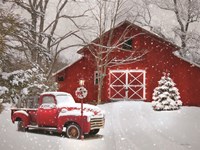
[54,20,200,106]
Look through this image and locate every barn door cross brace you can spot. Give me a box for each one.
[109,70,146,100]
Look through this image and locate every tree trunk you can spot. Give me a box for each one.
[97,78,103,104]
[180,34,187,56]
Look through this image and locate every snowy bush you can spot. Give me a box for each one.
[152,73,182,111]
[0,66,57,107]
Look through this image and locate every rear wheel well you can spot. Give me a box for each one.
[15,117,22,122]
[15,117,28,131]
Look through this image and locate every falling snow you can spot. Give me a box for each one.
[1,102,200,150]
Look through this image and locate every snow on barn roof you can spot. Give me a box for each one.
[52,55,83,76]
[173,51,200,68]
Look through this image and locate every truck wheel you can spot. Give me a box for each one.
[66,123,81,139]
[89,129,100,135]
[17,121,26,132]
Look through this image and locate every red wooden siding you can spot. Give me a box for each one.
[55,21,200,106]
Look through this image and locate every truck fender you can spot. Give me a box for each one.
[57,116,76,133]
[12,110,30,127]
[57,115,90,134]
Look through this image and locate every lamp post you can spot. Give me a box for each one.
[79,79,85,140]
[75,79,88,139]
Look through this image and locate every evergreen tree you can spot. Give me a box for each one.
[152,73,182,111]
[0,66,57,108]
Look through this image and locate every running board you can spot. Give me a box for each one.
[27,125,57,131]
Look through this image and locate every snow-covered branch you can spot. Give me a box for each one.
[2,0,89,78]
[0,67,57,107]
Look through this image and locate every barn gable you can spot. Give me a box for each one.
[54,20,200,106]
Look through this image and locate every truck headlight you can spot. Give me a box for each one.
[61,109,67,113]
[87,116,91,122]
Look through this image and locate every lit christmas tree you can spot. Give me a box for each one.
[152,73,182,111]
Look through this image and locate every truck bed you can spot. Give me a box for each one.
[11,107,38,123]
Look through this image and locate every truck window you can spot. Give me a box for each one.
[42,96,55,104]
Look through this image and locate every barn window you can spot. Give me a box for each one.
[122,39,132,50]
[57,76,64,82]
[94,71,100,85]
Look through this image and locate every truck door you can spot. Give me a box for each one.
[37,95,58,127]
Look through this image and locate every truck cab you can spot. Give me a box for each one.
[11,92,105,139]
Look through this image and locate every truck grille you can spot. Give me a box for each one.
[90,117,105,130]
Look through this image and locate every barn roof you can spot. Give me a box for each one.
[77,20,179,54]
[52,56,83,76]
[173,51,200,68]
[53,20,200,76]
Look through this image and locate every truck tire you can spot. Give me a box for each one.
[89,129,100,135]
[66,123,81,139]
[17,121,26,132]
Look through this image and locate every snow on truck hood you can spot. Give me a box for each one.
[58,103,105,118]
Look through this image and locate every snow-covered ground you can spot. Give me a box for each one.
[1,101,200,150]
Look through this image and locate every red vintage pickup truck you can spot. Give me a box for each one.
[11,92,105,139]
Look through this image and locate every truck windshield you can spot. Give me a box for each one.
[56,94,75,107]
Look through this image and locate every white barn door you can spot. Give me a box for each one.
[109,70,146,100]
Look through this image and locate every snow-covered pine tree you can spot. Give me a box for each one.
[152,73,182,111]
[0,66,57,108]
